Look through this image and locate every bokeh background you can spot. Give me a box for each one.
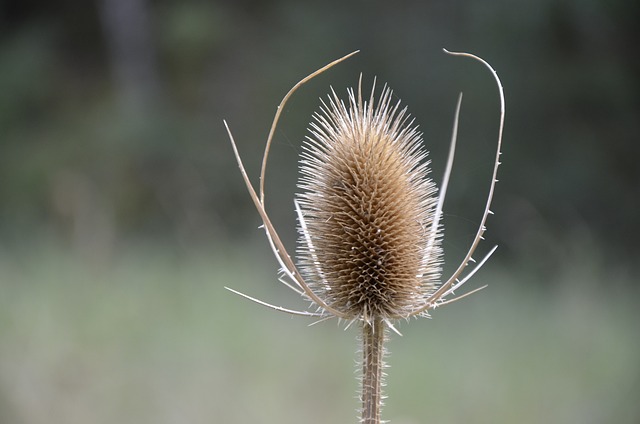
[1,0,639,423]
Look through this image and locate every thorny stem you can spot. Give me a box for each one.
[361,317,385,424]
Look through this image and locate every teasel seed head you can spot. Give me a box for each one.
[296,79,443,321]
[225,50,505,424]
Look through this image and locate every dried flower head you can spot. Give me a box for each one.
[224,50,505,424]
[296,80,441,321]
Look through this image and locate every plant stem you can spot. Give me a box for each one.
[361,317,385,424]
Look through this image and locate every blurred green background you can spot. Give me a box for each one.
[1,0,638,423]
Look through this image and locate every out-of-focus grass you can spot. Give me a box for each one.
[0,241,638,424]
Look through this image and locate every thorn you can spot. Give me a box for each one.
[488,210,495,215]
[344,318,357,331]
[469,256,477,263]
[480,236,485,240]
[308,315,335,326]
[385,319,403,337]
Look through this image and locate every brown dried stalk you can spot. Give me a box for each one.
[224,49,505,424]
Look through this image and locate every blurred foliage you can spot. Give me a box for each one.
[0,0,638,265]
[0,243,638,423]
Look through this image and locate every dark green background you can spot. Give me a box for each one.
[2,0,639,262]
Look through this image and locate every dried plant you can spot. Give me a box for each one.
[224,49,505,424]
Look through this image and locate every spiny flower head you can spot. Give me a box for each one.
[296,81,443,321]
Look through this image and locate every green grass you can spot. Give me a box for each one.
[0,242,638,424]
